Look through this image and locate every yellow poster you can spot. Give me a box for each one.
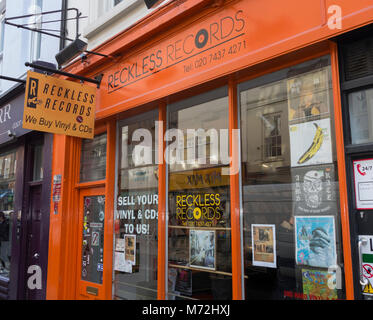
[23,70,96,139]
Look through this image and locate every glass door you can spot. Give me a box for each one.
[77,188,106,300]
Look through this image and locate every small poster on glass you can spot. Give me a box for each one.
[251,224,277,268]
[189,229,216,270]
[292,164,337,215]
[295,216,337,268]
[125,235,136,265]
[302,268,338,300]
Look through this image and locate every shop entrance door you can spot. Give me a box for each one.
[348,155,373,300]
[76,187,107,300]
[25,184,42,300]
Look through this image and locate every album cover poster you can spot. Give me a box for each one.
[287,69,330,122]
[189,229,216,270]
[292,164,337,215]
[295,216,337,268]
[175,269,193,296]
[124,234,136,265]
[302,268,338,300]
[289,118,333,168]
[251,224,277,268]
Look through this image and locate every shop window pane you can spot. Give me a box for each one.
[0,150,16,278]
[114,111,158,300]
[240,57,346,300]
[80,133,107,182]
[349,88,373,145]
[167,87,232,300]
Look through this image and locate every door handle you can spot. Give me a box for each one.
[359,237,368,286]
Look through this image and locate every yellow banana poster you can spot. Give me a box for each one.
[289,119,333,167]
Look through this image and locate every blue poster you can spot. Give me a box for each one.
[295,216,336,268]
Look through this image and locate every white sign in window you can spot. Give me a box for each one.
[353,159,373,209]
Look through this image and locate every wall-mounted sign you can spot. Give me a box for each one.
[353,159,373,210]
[23,70,96,139]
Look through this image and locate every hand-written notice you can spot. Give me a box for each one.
[116,194,158,235]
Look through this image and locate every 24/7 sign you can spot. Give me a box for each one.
[353,159,373,210]
[23,71,96,139]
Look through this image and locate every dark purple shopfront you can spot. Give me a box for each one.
[0,83,52,300]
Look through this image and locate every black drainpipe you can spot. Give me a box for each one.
[59,0,68,51]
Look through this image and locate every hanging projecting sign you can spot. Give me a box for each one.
[22,70,96,139]
[353,159,373,210]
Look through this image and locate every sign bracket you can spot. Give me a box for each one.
[0,75,26,84]
[25,62,103,88]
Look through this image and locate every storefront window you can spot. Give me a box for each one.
[348,88,373,145]
[239,56,346,300]
[114,111,158,300]
[80,133,107,182]
[0,150,16,278]
[167,87,232,300]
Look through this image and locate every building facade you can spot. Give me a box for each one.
[0,0,62,300]
[46,0,373,300]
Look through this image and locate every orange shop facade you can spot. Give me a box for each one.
[46,0,373,300]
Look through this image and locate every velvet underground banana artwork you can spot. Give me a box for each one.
[289,118,333,168]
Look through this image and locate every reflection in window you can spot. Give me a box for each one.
[167,87,232,300]
[29,0,43,62]
[80,133,107,183]
[114,111,158,300]
[0,150,16,278]
[240,57,345,300]
[349,88,373,145]
[263,112,282,159]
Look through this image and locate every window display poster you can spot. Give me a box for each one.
[189,229,216,270]
[251,224,276,268]
[353,159,373,210]
[292,164,336,215]
[125,234,136,265]
[289,118,333,168]
[175,191,225,228]
[114,251,132,273]
[175,269,193,296]
[295,216,336,268]
[302,268,338,300]
[287,68,329,122]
